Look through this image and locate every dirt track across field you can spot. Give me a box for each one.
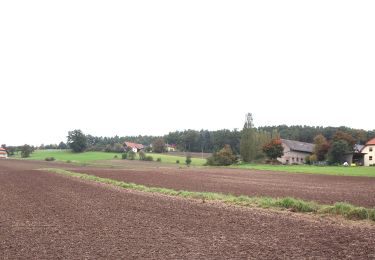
[1,159,375,259]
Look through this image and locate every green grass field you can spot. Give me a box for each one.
[15,150,375,176]
[16,150,206,166]
[235,164,375,177]
[15,150,122,163]
[145,152,206,166]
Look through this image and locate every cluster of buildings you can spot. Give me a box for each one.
[277,138,375,166]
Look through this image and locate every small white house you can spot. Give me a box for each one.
[0,148,8,159]
[362,138,375,166]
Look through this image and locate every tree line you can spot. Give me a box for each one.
[8,123,374,154]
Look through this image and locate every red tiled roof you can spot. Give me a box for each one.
[124,142,144,150]
[0,148,6,151]
[366,138,375,146]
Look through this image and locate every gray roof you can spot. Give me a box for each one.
[281,139,314,153]
[354,144,365,153]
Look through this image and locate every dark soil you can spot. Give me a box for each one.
[1,159,375,259]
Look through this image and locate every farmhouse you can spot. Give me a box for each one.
[166,144,176,152]
[361,137,375,166]
[278,139,314,165]
[0,148,8,159]
[124,142,144,153]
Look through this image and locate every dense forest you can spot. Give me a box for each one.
[77,125,375,153]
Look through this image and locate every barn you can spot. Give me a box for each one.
[124,142,144,153]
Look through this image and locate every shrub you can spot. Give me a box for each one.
[176,160,180,164]
[139,151,146,161]
[156,158,162,162]
[66,160,72,163]
[185,155,192,166]
[113,155,118,159]
[121,153,128,160]
[144,155,153,161]
[128,151,136,160]
[45,157,55,161]
[206,145,237,166]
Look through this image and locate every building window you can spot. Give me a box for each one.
[370,156,373,161]
[296,158,299,162]
[370,147,373,152]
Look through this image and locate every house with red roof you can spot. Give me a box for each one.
[0,148,8,159]
[124,142,144,153]
[361,138,375,166]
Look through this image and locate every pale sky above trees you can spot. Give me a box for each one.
[1,1,374,145]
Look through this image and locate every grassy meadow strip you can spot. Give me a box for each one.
[41,168,375,222]
[235,164,375,177]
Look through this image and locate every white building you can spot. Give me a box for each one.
[361,138,375,166]
[0,148,8,159]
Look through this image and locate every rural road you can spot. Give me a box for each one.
[1,160,375,259]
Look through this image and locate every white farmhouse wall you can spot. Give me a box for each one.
[362,145,375,166]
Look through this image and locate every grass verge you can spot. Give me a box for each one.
[41,168,375,223]
[235,164,375,177]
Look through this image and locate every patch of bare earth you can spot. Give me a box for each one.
[1,160,375,259]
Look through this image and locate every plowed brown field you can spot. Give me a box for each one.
[71,160,375,207]
[1,159,375,259]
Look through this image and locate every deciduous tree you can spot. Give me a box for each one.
[313,134,330,161]
[67,129,88,153]
[262,139,284,161]
[152,138,165,153]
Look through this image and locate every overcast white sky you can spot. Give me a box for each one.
[1,1,374,146]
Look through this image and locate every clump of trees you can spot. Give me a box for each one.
[240,113,279,163]
[21,144,34,158]
[307,131,358,165]
[152,138,165,153]
[104,143,124,153]
[67,130,88,153]
[206,145,237,166]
